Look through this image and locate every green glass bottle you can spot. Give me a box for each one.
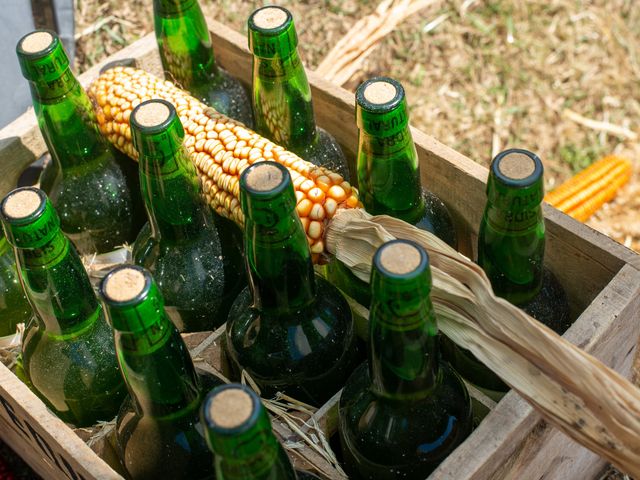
[201,383,321,480]
[327,76,457,307]
[16,30,145,255]
[442,148,571,397]
[0,232,31,337]
[0,187,126,427]
[153,0,253,126]
[100,264,222,479]
[225,161,360,407]
[129,98,245,332]
[248,6,350,181]
[339,240,473,479]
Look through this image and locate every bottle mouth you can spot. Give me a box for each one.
[249,6,292,33]
[1,187,47,224]
[202,384,261,434]
[356,77,405,113]
[130,99,184,157]
[248,6,297,59]
[373,239,429,279]
[491,149,543,187]
[100,265,152,306]
[241,161,290,198]
[17,30,56,58]
[131,99,176,133]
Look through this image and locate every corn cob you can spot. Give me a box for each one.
[545,155,632,222]
[89,66,360,258]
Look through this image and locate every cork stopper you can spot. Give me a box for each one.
[253,7,288,29]
[379,242,422,275]
[363,80,397,105]
[134,101,171,128]
[2,190,43,220]
[20,31,54,54]
[104,267,147,303]
[245,163,284,191]
[498,151,536,180]
[209,388,254,428]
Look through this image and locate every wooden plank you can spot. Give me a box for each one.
[429,263,640,479]
[0,362,120,479]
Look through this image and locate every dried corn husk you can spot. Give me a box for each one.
[326,208,640,476]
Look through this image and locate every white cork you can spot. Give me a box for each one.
[3,190,42,219]
[209,389,254,428]
[498,152,536,180]
[363,80,397,105]
[104,268,146,302]
[253,7,288,29]
[245,163,284,191]
[134,101,171,128]
[21,31,54,54]
[379,242,422,275]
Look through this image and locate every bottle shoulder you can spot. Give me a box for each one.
[193,68,254,128]
[414,189,458,249]
[299,127,350,182]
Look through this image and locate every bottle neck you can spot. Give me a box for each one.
[139,145,212,243]
[153,0,220,92]
[252,51,317,151]
[114,310,200,418]
[15,230,101,337]
[30,70,112,171]
[357,126,424,224]
[245,214,315,315]
[478,199,545,304]
[369,284,439,399]
[215,435,294,480]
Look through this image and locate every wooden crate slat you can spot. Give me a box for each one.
[0,362,119,479]
[429,263,640,479]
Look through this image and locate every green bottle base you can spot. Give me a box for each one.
[441,268,571,394]
[115,370,222,480]
[338,362,473,480]
[22,313,127,427]
[225,274,362,407]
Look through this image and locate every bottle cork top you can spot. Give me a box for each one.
[379,242,422,275]
[103,267,147,303]
[208,388,254,428]
[20,31,54,54]
[133,101,171,128]
[363,80,398,105]
[244,163,284,191]
[252,6,289,29]
[498,151,536,180]
[2,189,43,220]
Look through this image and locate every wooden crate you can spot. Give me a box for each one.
[1,19,639,480]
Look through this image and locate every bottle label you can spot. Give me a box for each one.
[119,320,173,355]
[22,233,69,268]
[361,110,407,138]
[486,205,541,233]
[38,69,77,101]
[361,129,413,156]
[257,54,302,79]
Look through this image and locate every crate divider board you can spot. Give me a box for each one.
[0,18,639,480]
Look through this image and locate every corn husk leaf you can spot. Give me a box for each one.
[326,208,640,476]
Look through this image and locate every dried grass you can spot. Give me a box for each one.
[74,0,640,251]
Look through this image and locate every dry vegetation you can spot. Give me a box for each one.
[74,0,639,251]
